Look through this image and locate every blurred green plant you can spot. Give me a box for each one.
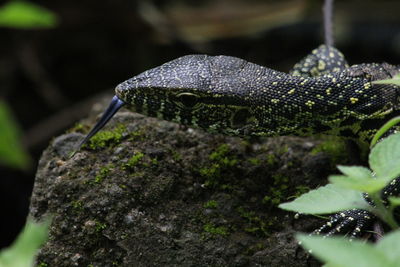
[0,100,31,169]
[0,218,50,267]
[0,1,58,29]
[297,230,400,267]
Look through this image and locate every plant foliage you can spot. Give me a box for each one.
[0,1,57,29]
[0,218,50,267]
[0,100,31,169]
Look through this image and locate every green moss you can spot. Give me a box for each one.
[151,158,158,165]
[248,154,276,167]
[236,206,272,236]
[71,200,84,212]
[200,144,238,188]
[272,173,288,183]
[262,173,290,206]
[93,164,114,184]
[311,136,348,165]
[277,144,289,155]
[295,185,311,197]
[123,152,145,169]
[129,129,145,141]
[265,154,277,166]
[209,144,230,161]
[87,124,126,149]
[95,220,107,232]
[171,150,182,161]
[203,200,218,209]
[69,122,86,133]
[200,163,221,181]
[220,184,235,190]
[237,206,263,224]
[203,223,229,236]
[248,157,261,165]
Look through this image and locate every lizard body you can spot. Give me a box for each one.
[114,50,400,145]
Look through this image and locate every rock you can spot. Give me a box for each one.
[29,100,349,267]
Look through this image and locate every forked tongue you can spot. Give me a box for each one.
[74,95,125,152]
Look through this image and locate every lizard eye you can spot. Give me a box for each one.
[175,93,200,108]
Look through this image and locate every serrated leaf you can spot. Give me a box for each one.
[0,1,58,29]
[329,175,386,193]
[337,165,372,179]
[375,230,400,263]
[0,100,31,169]
[369,133,400,182]
[297,234,394,267]
[279,184,368,214]
[0,218,50,267]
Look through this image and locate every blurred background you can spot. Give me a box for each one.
[1,0,400,248]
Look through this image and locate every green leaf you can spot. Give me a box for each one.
[0,218,50,267]
[372,74,400,86]
[337,165,372,179]
[297,234,394,267]
[388,197,400,208]
[0,1,58,29]
[0,100,31,169]
[376,230,400,263]
[330,166,385,193]
[329,175,387,193]
[369,133,400,182]
[279,184,368,214]
[370,116,400,148]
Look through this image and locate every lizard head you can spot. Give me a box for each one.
[77,55,260,149]
[114,55,259,136]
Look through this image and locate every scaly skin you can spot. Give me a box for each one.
[79,45,400,238]
[290,45,349,77]
[115,52,400,145]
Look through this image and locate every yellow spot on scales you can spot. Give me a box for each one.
[305,100,315,108]
[271,99,280,104]
[288,89,295,95]
[318,60,326,70]
[326,88,332,95]
[350,97,358,104]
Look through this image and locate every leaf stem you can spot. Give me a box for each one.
[369,193,399,229]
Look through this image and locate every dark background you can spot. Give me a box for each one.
[1,0,400,248]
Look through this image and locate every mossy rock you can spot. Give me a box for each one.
[29,97,354,267]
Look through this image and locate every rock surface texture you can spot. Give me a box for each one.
[29,98,352,266]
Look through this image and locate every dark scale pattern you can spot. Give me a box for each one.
[115,54,400,144]
[290,45,349,77]
[313,209,375,238]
